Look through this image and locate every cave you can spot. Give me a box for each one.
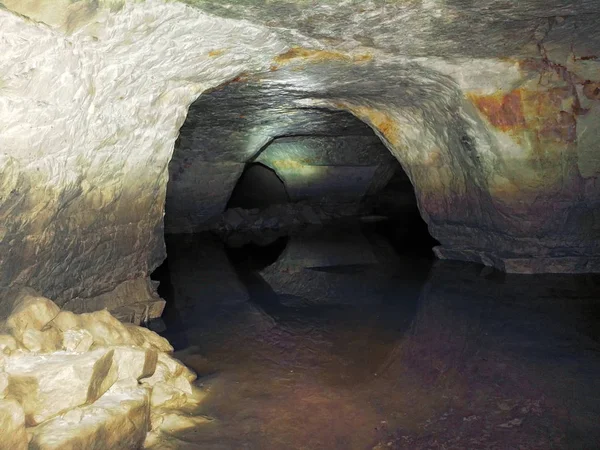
[1,1,600,449]
[163,78,430,238]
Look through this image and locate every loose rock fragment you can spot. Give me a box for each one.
[29,379,150,450]
[112,345,158,381]
[4,349,117,425]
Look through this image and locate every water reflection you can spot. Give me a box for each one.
[153,224,600,450]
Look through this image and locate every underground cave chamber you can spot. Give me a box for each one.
[1,0,600,449]
[151,70,600,449]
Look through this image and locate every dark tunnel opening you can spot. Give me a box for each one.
[226,162,290,210]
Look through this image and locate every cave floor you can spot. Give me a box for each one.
[151,223,600,450]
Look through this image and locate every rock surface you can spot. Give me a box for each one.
[4,349,117,425]
[0,1,598,321]
[0,399,28,450]
[0,288,204,449]
[29,380,150,450]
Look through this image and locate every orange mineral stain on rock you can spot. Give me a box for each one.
[467,90,526,132]
[272,47,372,70]
[208,49,227,58]
[468,86,580,147]
[344,106,401,147]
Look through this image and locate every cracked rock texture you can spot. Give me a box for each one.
[0,288,205,449]
[0,1,599,313]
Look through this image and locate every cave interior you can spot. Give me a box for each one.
[0,1,599,449]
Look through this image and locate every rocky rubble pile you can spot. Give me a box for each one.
[213,201,360,233]
[0,288,205,449]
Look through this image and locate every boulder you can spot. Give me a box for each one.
[0,399,28,450]
[222,208,247,229]
[147,353,196,386]
[0,289,202,447]
[110,299,166,326]
[29,379,150,450]
[20,328,62,353]
[149,382,190,409]
[142,353,198,408]
[3,349,117,425]
[123,323,173,352]
[0,289,60,345]
[112,346,158,381]
[148,411,211,440]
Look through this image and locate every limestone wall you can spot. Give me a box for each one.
[0,0,287,307]
[0,0,599,314]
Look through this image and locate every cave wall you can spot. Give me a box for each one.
[0,0,288,309]
[0,0,599,313]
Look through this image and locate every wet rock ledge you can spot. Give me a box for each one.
[0,288,204,449]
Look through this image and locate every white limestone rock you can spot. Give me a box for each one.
[3,349,117,425]
[29,379,150,450]
[0,289,60,346]
[142,353,201,409]
[61,329,94,353]
[123,322,174,352]
[0,0,288,306]
[49,309,173,352]
[0,292,201,447]
[149,382,191,410]
[20,328,62,354]
[112,345,158,381]
[144,353,196,387]
[0,399,29,450]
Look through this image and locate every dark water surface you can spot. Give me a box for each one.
[152,222,600,450]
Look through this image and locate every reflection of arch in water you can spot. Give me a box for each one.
[226,225,428,386]
[226,162,290,210]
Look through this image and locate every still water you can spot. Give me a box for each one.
[151,222,600,450]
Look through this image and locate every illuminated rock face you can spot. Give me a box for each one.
[0,0,287,310]
[0,1,599,315]
[0,288,203,449]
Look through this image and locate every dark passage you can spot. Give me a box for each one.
[151,221,600,450]
[227,162,290,210]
